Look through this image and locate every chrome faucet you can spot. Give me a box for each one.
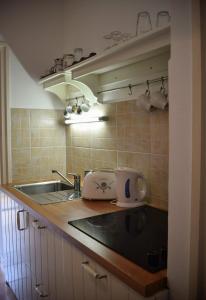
[52,170,73,186]
[67,172,81,194]
[52,170,81,199]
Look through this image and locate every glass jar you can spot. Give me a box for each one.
[63,54,74,69]
[74,48,83,62]
[54,58,63,72]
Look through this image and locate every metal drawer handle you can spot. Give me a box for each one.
[35,284,48,298]
[32,220,46,230]
[82,261,107,279]
[17,210,29,231]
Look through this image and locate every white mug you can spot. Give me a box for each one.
[136,93,154,112]
[81,103,90,112]
[150,91,168,110]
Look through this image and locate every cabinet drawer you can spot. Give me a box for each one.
[71,245,168,300]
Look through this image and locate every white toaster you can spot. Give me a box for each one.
[82,170,116,200]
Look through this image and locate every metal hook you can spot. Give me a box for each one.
[160,77,165,92]
[146,80,150,96]
[128,84,132,96]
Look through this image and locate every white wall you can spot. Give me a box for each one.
[0,0,65,109]
[0,0,64,79]
[9,50,63,109]
[63,0,171,55]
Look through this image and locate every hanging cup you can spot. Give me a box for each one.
[66,104,73,114]
[150,91,168,110]
[136,81,155,112]
[150,78,168,110]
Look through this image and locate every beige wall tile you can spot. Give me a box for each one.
[150,154,168,202]
[71,147,91,160]
[117,151,150,177]
[91,137,117,150]
[92,125,117,139]
[12,149,31,167]
[66,147,72,170]
[116,100,143,114]
[11,108,66,182]
[72,137,92,148]
[150,110,168,126]
[90,149,117,170]
[150,128,169,154]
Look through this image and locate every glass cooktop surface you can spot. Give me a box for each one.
[68,205,168,273]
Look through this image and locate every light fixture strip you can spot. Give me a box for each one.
[64,116,108,125]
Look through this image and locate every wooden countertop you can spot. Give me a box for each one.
[0,184,167,297]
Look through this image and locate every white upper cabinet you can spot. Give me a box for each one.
[39,26,170,105]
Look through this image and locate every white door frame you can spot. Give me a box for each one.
[0,43,12,184]
[168,0,202,299]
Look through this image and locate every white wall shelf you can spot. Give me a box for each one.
[39,25,170,105]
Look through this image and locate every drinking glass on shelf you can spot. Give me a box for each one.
[63,54,74,69]
[54,58,63,72]
[136,11,152,36]
[111,31,123,46]
[103,33,113,50]
[156,11,171,28]
[122,33,133,42]
[74,48,83,62]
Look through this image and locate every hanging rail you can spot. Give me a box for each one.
[65,76,168,102]
[66,95,84,103]
[97,76,168,95]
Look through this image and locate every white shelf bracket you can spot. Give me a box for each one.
[65,77,98,105]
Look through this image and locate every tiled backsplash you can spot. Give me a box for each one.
[11,109,66,182]
[67,100,168,209]
[11,101,168,209]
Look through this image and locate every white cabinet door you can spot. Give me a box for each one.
[53,233,65,300]
[29,216,74,300]
[61,236,74,300]
[110,275,129,300]
[71,245,84,300]
[72,245,111,300]
[82,256,97,300]
[0,193,32,300]
[29,216,49,299]
[46,226,57,300]
[70,244,168,300]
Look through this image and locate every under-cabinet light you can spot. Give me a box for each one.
[64,116,108,125]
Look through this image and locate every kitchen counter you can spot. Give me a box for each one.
[0,183,167,297]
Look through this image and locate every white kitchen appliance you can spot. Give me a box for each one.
[115,167,147,207]
[82,170,116,200]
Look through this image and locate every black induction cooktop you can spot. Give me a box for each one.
[68,205,168,273]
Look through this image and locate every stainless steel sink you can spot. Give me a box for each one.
[13,181,75,205]
[14,181,73,194]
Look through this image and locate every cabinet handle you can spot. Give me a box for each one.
[32,219,46,230]
[82,261,107,279]
[35,284,48,298]
[17,210,29,231]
